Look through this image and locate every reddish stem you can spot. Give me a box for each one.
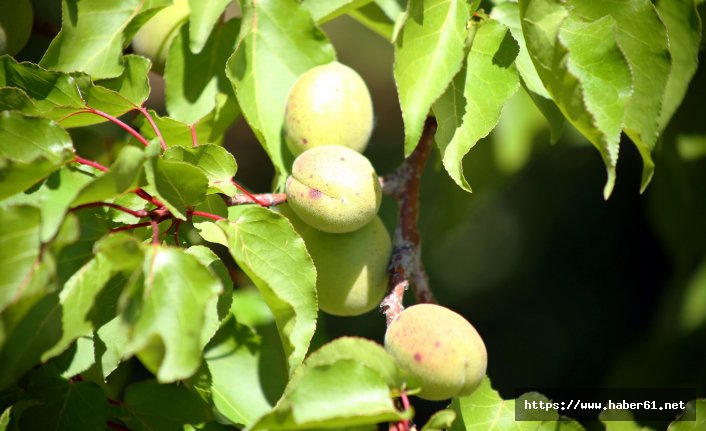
[231,180,270,207]
[139,106,167,151]
[190,210,225,221]
[72,108,151,148]
[110,221,152,233]
[224,192,287,207]
[71,202,148,219]
[74,156,109,172]
[151,219,160,244]
[134,188,162,207]
[381,117,438,326]
[173,219,182,245]
[190,122,199,147]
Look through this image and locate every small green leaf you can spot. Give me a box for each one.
[303,0,373,23]
[394,0,469,155]
[123,380,212,431]
[519,0,632,198]
[165,19,239,124]
[188,0,233,53]
[40,0,161,79]
[195,206,317,373]
[434,19,519,191]
[163,144,237,196]
[249,359,407,430]
[0,111,73,165]
[657,0,703,130]
[124,246,223,382]
[73,145,145,206]
[0,205,41,312]
[144,157,209,220]
[421,409,456,431]
[668,400,705,430]
[226,0,336,186]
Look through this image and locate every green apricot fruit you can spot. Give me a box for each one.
[286,145,381,234]
[131,0,189,73]
[283,205,392,316]
[385,304,487,401]
[284,62,374,156]
[0,0,33,56]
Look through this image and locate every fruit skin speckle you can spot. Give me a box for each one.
[284,62,374,156]
[385,304,488,401]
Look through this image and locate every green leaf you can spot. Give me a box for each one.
[0,205,41,312]
[199,315,287,426]
[188,0,232,53]
[292,337,403,389]
[566,0,670,192]
[165,19,239,124]
[657,0,703,130]
[163,144,237,196]
[0,157,61,201]
[40,0,163,79]
[124,246,223,382]
[249,359,407,430]
[123,380,212,431]
[20,377,108,431]
[303,0,373,23]
[94,315,131,379]
[668,400,705,430]
[421,409,456,431]
[0,294,62,390]
[348,2,398,40]
[0,111,73,165]
[434,19,519,191]
[519,0,632,198]
[600,409,652,430]
[195,206,317,373]
[394,0,469,155]
[0,56,148,127]
[226,0,336,186]
[144,157,209,220]
[73,145,145,206]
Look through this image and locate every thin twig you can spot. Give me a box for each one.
[381,117,438,326]
[71,202,148,219]
[190,122,199,147]
[69,108,152,148]
[224,192,287,207]
[231,180,272,207]
[74,156,109,172]
[110,221,152,233]
[190,210,225,221]
[139,106,167,151]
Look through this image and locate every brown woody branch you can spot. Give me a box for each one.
[380,117,437,326]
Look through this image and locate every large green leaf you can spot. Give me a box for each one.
[226,0,335,186]
[434,19,519,191]
[249,359,408,430]
[394,0,469,155]
[40,0,164,79]
[195,206,317,373]
[519,0,632,198]
[188,0,232,53]
[657,0,703,130]
[0,205,41,312]
[566,0,671,192]
[122,245,223,382]
[0,111,73,165]
[163,144,237,196]
[144,157,209,220]
[123,380,212,431]
[0,56,149,127]
[72,145,145,206]
[165,19,239,124]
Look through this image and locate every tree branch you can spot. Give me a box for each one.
[381,117,437,326]
[223,192,287,207]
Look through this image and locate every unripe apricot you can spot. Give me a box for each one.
[385,304,487,401]
[284,62,374,156]
[300,215,391,316]
[0,0,33,56]
[286,145,381,234]
[131,0,189,73]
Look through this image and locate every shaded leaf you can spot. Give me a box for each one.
[163,144,237,196]
[73,145,145,206]
[668,400,705,430]
[394,0,469,155]
[123,380,212,431]
[226,0,336,186]
[144,157,209,220]
[0,205,41,312]
[348,2,399,40]
[195,206,317,373]
[165,19,239,124]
